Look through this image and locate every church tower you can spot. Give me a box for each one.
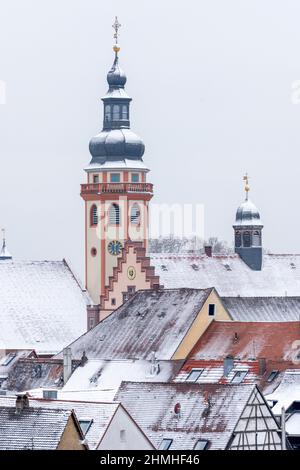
[233,175,263,270]
[81,18,153,307]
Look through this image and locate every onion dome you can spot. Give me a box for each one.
[107,55,127,88]
[88,23,145,165]
[234,199,262,226]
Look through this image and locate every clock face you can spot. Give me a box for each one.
[107,240,123,256]
[127,266,136,280]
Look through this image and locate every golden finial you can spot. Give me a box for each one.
[112,16,121,54]
[243,173,250,200]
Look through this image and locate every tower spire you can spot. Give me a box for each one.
[0,228,12,261]
[243,173,250,201]
[112,16,121,55]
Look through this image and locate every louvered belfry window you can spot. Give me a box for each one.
[109,203,120,225]
[91,205,98,226]
[130,204,140,225]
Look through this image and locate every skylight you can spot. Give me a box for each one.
[79,419,94,435]
[186,369,203,383]
[267,370,279,383]
[231,370,248,384]
[158,439,173,450]
[194,439,210,450]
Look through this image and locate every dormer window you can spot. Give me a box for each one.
[113,104,120,120]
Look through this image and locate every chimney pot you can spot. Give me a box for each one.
[204,245,212,257]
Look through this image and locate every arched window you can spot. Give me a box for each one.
[90,205,98,226]
[253,230,261,247]
[130,204,140,225]
[112,105,120,120]
[108,203,121,225]
[235,231,242,248]
[122,105,128,120]
[243,231,251,248]
[105,105,111,121]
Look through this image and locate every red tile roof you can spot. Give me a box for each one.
[188,321,300,362]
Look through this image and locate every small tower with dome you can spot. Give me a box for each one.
[0,229,12,261]
[233,174,263,270]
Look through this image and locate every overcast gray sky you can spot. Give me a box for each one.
[1,0,300,277]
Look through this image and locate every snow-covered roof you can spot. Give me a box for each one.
[114,381,256,450]
[222,296,300,321]
[266,370,300,417]
[57,288,212,360]
[0,405,75,450]
[187,321,300,361]
[151,253,300,296]
[60,359,183,402]
[0,395,118,450]
[0,260,90,354]
[84,159,149,172]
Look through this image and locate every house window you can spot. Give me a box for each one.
[91,247,97,257]
[113,104,120,120]
[105,105,111,121]
[79,419,93,435]
[89,318,95,329]
[122,105,128,120]
[93,174,99,183]
[120,429,126,442]
[42,390,57,400]
[243,231,251,248]
[111,173,120,183]
[186,369,203,382]
[208,304,215,316]
[231,370,248,384]
[158,439,173,450]
[128,286,136,294]
[130,204,140,225]
[267,370,279,383]
[235,231,242,248]
[194,439,210,450]
[123,292,129,303]
[91,205,98,226]
[108,203,121,225]
[111,298,116,306]
[131,173,139,182]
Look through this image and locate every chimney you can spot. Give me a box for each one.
[258,357,266,375]
[174,402,181,418]
[63,347,72,385]
[223,356,234,377]
[204,245,212,257]
[87,305,100,331]
[15,393,29,414]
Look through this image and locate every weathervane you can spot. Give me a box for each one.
[112,16,121,54]
[243,173,250,200]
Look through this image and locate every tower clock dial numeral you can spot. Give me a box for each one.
[107,240,123,256]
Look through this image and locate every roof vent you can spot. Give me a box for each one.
[174,402,181,418]
[224,263,232,271]
[290,263,296,269]
[149,352,160,376]
[161,265,168,271]
[191,263,199,271]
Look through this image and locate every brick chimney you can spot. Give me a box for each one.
[87,304,100,330]
[15,393,29,414]
[204,245,212,257]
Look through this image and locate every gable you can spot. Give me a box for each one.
[172,290,232,360]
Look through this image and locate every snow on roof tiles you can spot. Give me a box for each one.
[58,288,212,360]
[61,359,184,402]
[0,395,118,450]
[151,253,300,296]
[0,406,74,450]
[114,381,255,450]
[0,260,90,354]
[187,321,300,361]
[266,370,300,416]
[222,296,300,321]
